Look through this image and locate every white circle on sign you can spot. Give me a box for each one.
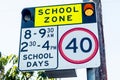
[59,28,98,64]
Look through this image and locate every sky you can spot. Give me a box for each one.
[0,0,120,80]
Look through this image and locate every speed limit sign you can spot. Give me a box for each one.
[58,23,100,69]
[59,27,98,64]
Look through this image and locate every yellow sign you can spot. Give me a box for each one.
[35,4,82,27]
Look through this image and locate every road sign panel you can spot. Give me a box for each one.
[19,27,58,71]
[35,4,82,27]
[18,2,100,71]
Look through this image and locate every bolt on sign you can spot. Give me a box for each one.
[18,2,100,71]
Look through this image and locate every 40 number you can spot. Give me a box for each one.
[65,38,92,53]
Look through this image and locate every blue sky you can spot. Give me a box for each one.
[0,0,120,80]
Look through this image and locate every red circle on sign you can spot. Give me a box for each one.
[59,28,99,64]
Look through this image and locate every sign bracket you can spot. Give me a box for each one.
[45,69,77,78]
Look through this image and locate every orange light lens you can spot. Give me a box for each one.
[85,9,94,16]
[84,4,94,16]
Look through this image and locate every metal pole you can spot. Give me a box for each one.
[0,52,1,58]
[93,0,107,80]
[83,0,107,80]
[87,68,96,80]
